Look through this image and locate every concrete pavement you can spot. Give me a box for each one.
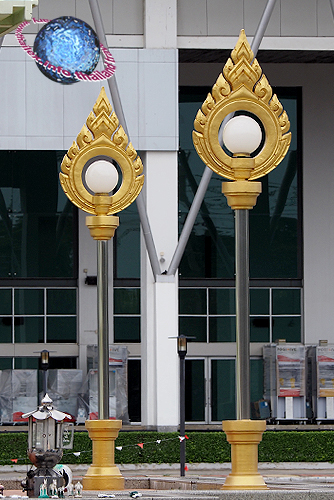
[2,463,334,498]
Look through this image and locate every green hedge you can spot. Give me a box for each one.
[1,431,334,466]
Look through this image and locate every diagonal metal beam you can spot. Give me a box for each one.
[88,0,161,278]
[167,0,278,276]
[251,0,277,56]
[329,0,334,19]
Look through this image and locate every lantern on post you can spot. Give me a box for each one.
[192,30,291,489]
[59,86,144,490]
[21,394,73,498]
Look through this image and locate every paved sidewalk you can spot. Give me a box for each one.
[2,463,334,499]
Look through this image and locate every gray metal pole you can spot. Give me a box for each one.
[88,0,160,278]
[137,194,161,276]
[251,0,277,56]
[88,0,128,135]
[179,352,186,476]
[167,166,212,276]
[43,371,48,397]
[97,239,110,420]
[235,210,250,420]
[329,0,334,20]
[167,0,277,276]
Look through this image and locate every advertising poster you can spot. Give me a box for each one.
[276,345,305,397]
[317,346,334,397]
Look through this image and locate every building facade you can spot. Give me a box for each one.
[0,0,333,428]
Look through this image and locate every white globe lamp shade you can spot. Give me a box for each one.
[85,160,119,194]
[222,115,262,155]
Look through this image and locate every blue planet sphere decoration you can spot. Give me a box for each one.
[33,16,100,84]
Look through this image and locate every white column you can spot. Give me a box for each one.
[155,275,179,429]
[144,0,177,49]
[140,0,178,429]
[141,151,179,430]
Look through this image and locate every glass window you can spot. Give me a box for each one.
[0,151,77,278]
[179,316,206,342]
[250,289,269,315]
[179,288,206,315]
[14,357,39,369]
[14,289,44,315]
[179,286,301,343]
[115,204,140,279]
[0,318,12,343]
[48,357,77,369]
[114,288,140,342]
[250,317,270,342]
[250,94,300,279]
[209,289,235,315]
[15,317,44,343]
[47,317,76,343]
[209,317,236,342]
[272,289,300,315]
[0,287,77,344]
[114,316,140,343]
[185,359,205,421]
[211,359,235,420]
[211,358,264,422]
[179,88,301,280]
[0,289,11,315]
[128,359,141,422]
[47,289,76,315]
[272,317,301,343]
[114,288,140,315]
[179,90,235,279]
[250,358,264,404]
[0,358,12,369]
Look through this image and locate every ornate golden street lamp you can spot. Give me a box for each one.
[193,30,291,489]
[60,87,144,490]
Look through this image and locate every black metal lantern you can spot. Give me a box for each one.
[22,394,73,497]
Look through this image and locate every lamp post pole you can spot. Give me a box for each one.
[235,209,250,420]
[177,335,187,477]
[40,350,49,398]
[97,239,110,420]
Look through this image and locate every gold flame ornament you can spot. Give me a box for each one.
[60,87,144,239]
[193,30,291,198]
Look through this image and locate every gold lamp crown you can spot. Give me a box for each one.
[192,30,291,182]
[59,87,144,216]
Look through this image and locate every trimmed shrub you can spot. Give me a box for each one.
[1,430,334,466]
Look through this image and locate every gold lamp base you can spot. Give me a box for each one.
[82,420,124,491]
[86,214,119,240]
[222,180,262,210]
[222,419,267,490]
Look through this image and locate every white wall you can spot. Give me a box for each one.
[177,0,334,37]
[0,45,177,152]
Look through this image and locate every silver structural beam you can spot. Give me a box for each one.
[235,210,250,420]
[97,239,110,420]
[167,166,213,276]
[329,0,334,19]
[88,0,161,278]
[251,0,277,57]
[167,0,277,276]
